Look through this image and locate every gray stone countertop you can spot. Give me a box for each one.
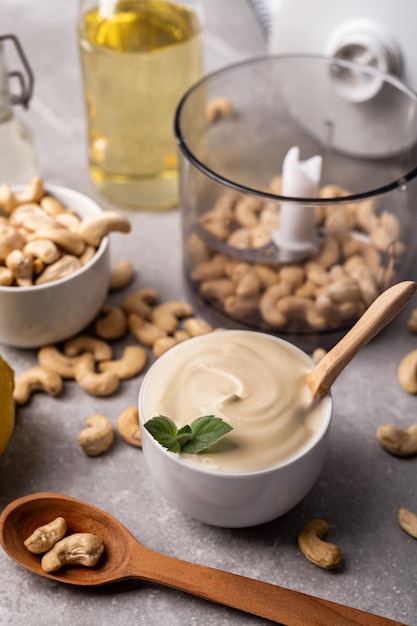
[0,1,416,625]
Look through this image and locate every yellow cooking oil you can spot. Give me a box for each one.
[78,1,203,210]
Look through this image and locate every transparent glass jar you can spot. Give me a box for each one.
[78,0,204,211]
[0,34,37,185]
[175,55,417,351]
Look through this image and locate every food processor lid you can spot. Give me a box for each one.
[251,0,417,157]
[266,0,417,89]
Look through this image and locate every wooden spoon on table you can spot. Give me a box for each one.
[307,280,417,398]
[0,492,406,626]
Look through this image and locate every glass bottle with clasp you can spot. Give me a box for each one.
[0,34,37,186]
[77,0,204,211]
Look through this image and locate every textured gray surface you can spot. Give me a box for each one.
[0,1,417,625]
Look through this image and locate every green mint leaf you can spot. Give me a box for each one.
[144,414,233,455]
[176,424,194,448]
[182,416,233,454]
[177,424,193,436]
[143,416,181,453]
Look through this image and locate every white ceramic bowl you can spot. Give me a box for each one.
[0,184,110,348]
[138,330,333,528]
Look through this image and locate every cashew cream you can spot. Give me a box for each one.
[141,330,331,472]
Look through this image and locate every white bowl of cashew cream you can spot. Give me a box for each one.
[139,329,332,527]
[0,184,110,348]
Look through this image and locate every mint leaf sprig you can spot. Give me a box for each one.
[143,415,233,454]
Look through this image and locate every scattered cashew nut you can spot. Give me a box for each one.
[398,508,417,539]
[127,313,167,347]
[13,366,63,405]
[122,288,158,319]
[152,335,180,357]
[78,414,115,456]
[63,335,113,361]
[74,354,120,396]
[98,345,147,379]
[24,517,67,554]
[312,348,327,364]
[151,300,194,334]
[117,406,141,448]
[95,304,127,340]
[182,317,213,337]
[298,519,342,570]
[109,260,134,291]
[397,350,417,394]
[38,345,83,379]
[41,533,104,572]
[376,423,417,456]
[407,308,417,334]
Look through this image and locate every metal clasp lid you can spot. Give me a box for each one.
[0,33,34,109]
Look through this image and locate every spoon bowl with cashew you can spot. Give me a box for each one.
[0,492,405,626]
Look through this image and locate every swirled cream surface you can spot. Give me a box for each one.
[141,330,331,472]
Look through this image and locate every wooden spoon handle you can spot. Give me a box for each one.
[131,548,404,625]
[307,281,417,399]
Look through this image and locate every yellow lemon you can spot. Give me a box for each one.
[0,354,15,455]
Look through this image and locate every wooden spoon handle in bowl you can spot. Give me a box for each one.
[307,281,417,399]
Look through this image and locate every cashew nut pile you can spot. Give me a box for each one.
[24,517,104,573]
[186,181,404,333]
[13,287,214,405]
[0,177,131,286]
[11,268,214,457]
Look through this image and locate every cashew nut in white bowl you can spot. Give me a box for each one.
[77,211,131,247]
[0,183,113,348]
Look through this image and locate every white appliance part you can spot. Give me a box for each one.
[250,0,417,157]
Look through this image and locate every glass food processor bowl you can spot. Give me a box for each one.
[174,54,417,351]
